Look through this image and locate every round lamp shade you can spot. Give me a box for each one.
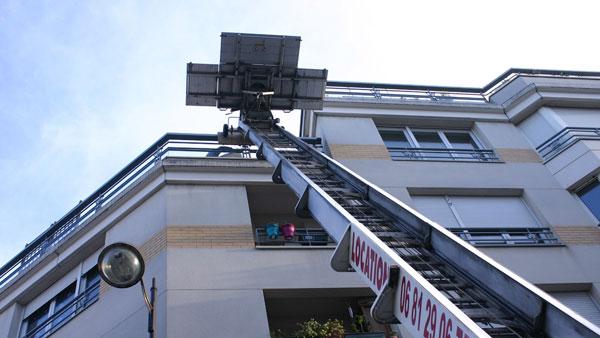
[97,243,145,288]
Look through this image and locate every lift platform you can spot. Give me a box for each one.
[186,32,600,338]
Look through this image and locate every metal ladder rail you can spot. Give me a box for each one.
[254,127,530,337]
[241,121,600,338]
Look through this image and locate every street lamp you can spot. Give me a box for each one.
[97,242,157,338]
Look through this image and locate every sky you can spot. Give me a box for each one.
[1,0,600,265]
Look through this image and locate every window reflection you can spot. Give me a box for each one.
[578,179,600,222]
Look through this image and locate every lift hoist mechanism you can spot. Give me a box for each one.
[186,32,600,338]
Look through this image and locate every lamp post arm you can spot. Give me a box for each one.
[149,277,156,338]
[139,278,153,311]
[140,277,157,338]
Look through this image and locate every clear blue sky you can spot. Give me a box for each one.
[1,0,600,265]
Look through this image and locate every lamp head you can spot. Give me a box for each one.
[97,242,145,288]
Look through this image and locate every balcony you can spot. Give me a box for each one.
[448,227,561,247]
[537,127,600,162]
[387,147,500,162]
[254,227,335,247]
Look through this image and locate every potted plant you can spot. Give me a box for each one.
[265,222,280,239]
[345,314,386,338]
[294,318,344,338]
[281,222,296,240]
[350,315,369,333]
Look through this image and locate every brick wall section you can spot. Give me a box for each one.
[328,144,391,160]
[137,225,254,254]
[554,226,600,245]
[166,226,254,248]
[495,148,542,163]
[140,228,167,262]
[101,225,253,296]
[99,280,110,296]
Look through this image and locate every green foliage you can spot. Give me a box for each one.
[294,318,345,338]
[322,319,345,338]
[270,328,286,338]
[349,315,370,333]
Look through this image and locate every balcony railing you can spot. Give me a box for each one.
[537,127,600,162]
[24,280,100,338]
[447,227,561,247]
[386,147,500,162]
[0,133,259,292]
[325,69,600,104]
[326,82,487,104]
[255,228,336,247]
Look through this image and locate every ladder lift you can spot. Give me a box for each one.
[186,32,600,338]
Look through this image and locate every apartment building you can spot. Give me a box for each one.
[1,69,600,337]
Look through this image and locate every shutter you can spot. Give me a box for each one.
[411,196,460,228]
[451,196,539,228]
[551,292,600,327]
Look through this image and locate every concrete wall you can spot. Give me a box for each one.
[162,183,365,338]
[0,303,22,338]
[166,289,269,338]
[316,116,390,160]
[516,106,600,189]
[545,139,600,189]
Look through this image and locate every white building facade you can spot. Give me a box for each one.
[1,69,600,337]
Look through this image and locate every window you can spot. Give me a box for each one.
[379,127,498,162]
[412,196,540,228]
[51,283,76,331]
[412,130,448,159]
[411,195,559,246]
[22,304,50,338]
[20,267,100,338]
[445,132,479,149]
[81,268,101,307]
[577,178,600,222]
[551,292,600,327]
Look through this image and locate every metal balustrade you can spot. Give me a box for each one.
[254,228,335,247]
[386,147,500,162]
[326,82,487,104]
[448,227,561,247]
[537,127,600,162]
[325,69,600,104]
[0,133,259,292]
[23,280,100,338]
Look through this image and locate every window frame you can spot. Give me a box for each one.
[408,128,484,150]
[379,127,490,161]
[20,266,100,338]
[21,303,51,338]
[575,176,600,224]
[49,282,76,330]
[380,127,485,149]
